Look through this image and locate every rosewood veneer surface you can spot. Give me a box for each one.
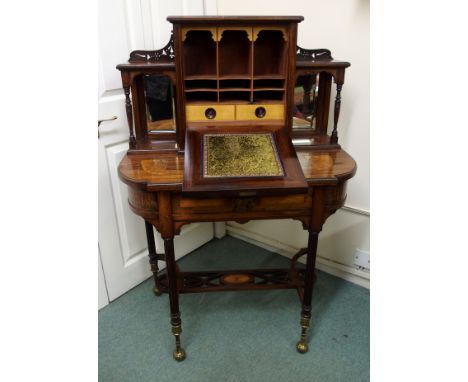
[118,149,356,190]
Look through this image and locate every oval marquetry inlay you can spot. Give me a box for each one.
[220,273,254,285]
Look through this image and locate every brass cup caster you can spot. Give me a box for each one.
[172,324,185,361]
[152,286,162,296]
[173,347,186,361]
[296,315,310,354]
[296,340,309,354]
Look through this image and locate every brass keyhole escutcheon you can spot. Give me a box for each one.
[205,108,216,119]
[255,107,266,118]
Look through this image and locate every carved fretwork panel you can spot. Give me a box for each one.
[129,33,175,63]
[296,47,333,61]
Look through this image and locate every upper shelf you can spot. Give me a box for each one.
[181,27,287,78]
[167,16,304,24]
[180,27,289,104]
[218,30,251,77]
[183,30,217,77]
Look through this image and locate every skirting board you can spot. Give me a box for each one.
[226,223,370,289]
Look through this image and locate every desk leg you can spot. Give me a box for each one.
[296,230,319,354]
[145,220,162,296]
[164,237,186,362]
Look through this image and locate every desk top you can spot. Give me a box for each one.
[118,148,356,192]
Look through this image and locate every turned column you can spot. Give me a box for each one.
[121,72,136,148]
[330,83,343,144]
[123,85,136,148]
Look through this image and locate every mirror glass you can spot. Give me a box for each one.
[144,75,176,132]
[292,73,319,131]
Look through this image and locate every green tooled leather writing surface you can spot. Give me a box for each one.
[203,133,284,178]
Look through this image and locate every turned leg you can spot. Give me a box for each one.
[163,237,186,361]
[296,231,319,354]
[145,220,162,296]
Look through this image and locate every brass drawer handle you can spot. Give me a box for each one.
[233,198,254,212]
[255,107,266,118]
[205,108,216,119]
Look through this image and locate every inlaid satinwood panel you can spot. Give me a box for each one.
[186,104,235,122]
[186,104,284,122]
[236,104,284,121]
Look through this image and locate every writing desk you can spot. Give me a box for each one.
[116,15,356,361]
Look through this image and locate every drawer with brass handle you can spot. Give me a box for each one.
[186,105,235,122]
[236,104,284,121]
[172,193,312,216]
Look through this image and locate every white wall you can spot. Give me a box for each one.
[217,0,370,286]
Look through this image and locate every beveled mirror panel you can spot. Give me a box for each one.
[143,75,176,132]
[293,73,319,131]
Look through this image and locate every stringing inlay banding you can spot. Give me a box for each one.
[203,133,284,178]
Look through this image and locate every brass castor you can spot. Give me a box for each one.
[173,347,186,362]
[296,340,309,354]
[152,286,162,296]
[296,314,310,354]
[172,324,185,361]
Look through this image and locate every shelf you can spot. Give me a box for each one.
[186,100,219,105]
[254,30,286,77]
[219,98,251,103]
[181,25,290,110]
[253,90,285,102]
[185,88,218,93]
[253,74,285,80]
[185,75,285,81]
[186,91,218,103]
[185,79,217,90]
[218,75,252,80]
[254,79,284,88]
[218,30,252,77]
[185,75,217,80]
[183,30,217,77]
[219,88,251,92]
[217,100,251,104]
[219,91,251,103]
[253,88,285,91]
[250,99,285,105]
[157,268,305,294]
[219,79,250,89]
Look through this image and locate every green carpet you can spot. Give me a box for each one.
[99,236,369,382]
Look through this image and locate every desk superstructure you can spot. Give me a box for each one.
[117,16,355,361]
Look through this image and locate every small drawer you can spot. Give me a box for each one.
[186,105,235,122]
[173,193,312,216]
[236,104,284,121]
